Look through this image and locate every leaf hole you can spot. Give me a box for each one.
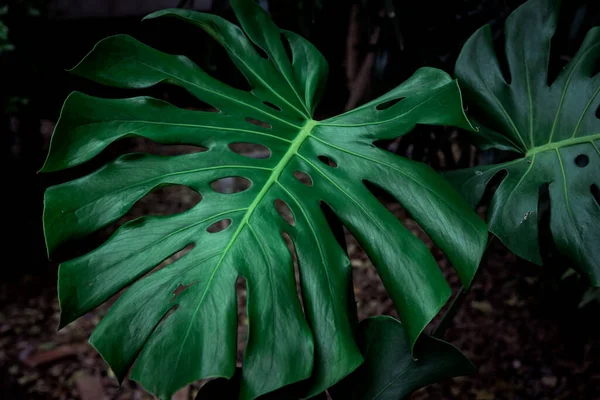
[152,243,195,273]
[129,185,202,217]
[596,104,600,119]
[210,177,251,194]
[229,142,271,159]
[375,97,405,111]
[206,219,232,233]
[131,244,197,287]
[537,182,562,263]
[115,137,208,157]
[274,199,295,226]
[281,232,306,317]
[250,41,269,59]
[157,304,179,327]
[263,101,282,112]
[345,225,395,320]
[293,171,313,186]
[281,32,293,64]
[493,33,512,85]
[170,280,198,302]
[319,201,347,250]
[362,180,435,249]
[476,169,508,211]
[236,276,248,368]
[318,155,338,168]
[575,154,589,168]
[245,117,272,129]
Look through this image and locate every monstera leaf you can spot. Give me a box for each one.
[447,0,600,285]
[42,1,486,398]
[196,317,476,400]
[332,316,476,400]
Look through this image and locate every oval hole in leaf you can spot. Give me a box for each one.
[293,171,313,186]
[274,199,295,226]
[210,177,251,194]
[229,142,271,159]
[376,97,405,111]
[130,185,202,217]
[206,219,232,233]
[118,137,208,157]
[263,101,281,112]
[318,155,338,168]
[245,117,272,129]
[575,154,589,168]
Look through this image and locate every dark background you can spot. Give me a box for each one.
[2,0,600,399]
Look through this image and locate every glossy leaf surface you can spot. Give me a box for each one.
[333,316,476,400]
[43,1,486,398]
[195,317,475,400]
[448,0,600,284]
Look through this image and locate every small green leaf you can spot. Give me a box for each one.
[333,316,476,400]
[448,0,600,285]
[43,1,486,398]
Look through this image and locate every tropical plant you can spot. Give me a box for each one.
[42,0,487,398]
[446,0,600,286]
[195,316,476,399]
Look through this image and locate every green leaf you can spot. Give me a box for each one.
[194,317,474,400]
[332,316,476,400]
[42,1,486,399]
[448,0,600,285]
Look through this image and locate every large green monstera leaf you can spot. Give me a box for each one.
[42,1,486,398]
[447,0,600,285]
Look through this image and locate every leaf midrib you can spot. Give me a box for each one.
[525,133,600,156]
[170,119,317,376]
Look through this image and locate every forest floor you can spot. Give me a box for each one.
[2,141,600,400]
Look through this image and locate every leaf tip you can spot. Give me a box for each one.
[143,8,183,22]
